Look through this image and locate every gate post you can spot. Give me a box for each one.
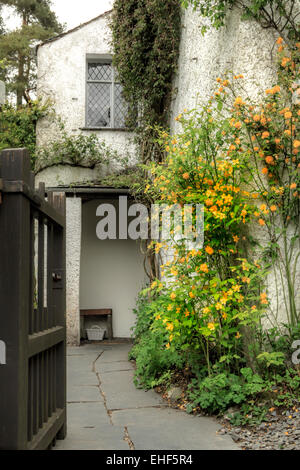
[0,149,32,450]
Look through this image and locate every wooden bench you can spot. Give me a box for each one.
[80,309,113,340]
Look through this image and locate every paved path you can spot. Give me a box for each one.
[54,343,238,450]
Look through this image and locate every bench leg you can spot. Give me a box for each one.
[107,315,113,340]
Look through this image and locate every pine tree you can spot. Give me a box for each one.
[0,0,64,105]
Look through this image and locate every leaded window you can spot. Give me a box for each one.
[86,60,127,129]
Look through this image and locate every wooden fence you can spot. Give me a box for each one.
[0,148,67,450]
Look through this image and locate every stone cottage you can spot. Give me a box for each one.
[36,6,296,345]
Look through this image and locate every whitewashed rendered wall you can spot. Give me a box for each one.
[80,200,147,338]
[36,13,137,185]
[170,6,300,325]
[66,197,82,345]
[171,6,276,130]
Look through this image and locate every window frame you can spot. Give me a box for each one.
[85,56,126,130]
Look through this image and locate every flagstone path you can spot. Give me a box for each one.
[54,342,238,450]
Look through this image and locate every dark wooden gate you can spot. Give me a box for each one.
[0,149,67,450]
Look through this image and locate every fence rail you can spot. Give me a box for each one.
[0,148,67,450]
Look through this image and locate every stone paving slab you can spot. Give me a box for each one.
[98,344,132,363]
[67,402,111,427]
[67,385,102,403]
[97,361,135,374]
[111,407,238,450]
[100,369,166,410]
[54,423,129,451]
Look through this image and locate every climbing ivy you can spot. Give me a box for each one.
[111,0,182,163]
[181,0,300,44]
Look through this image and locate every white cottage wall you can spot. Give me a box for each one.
[36,11,137,183]
[171,6,277,131]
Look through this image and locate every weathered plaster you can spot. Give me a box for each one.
[171,6,277,131]
[66,197,82,345]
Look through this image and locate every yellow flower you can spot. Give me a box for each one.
[294,140,300,148]
[166,343,171,349]
[202,307,210,315]
[232,285,241,292]
[166,323,174,332]
[167,304,173,311]
[235,332,241,339]
[189,292,195,299]
[234,96,244,106]
[207,323,216,331]
[170,292,176,300]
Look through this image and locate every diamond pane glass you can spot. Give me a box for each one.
[114,83,127,128]
[88,63,112,81]
[87,82,111,128]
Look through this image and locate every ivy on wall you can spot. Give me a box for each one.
[111,0,182,163]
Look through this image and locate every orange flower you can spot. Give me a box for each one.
[260,292,268,305]
[265,156,274,165]
[170,292,176,300]
[284,111,292,119]
[270,205,277,212]
[189,292,195,299]
[262,167,268,175]
[262,131,270,139]
[207,323,216,331]
[281,57,290,67]
[200,263,209,273]
[253,114,260,122]
[259,219,266,226]
[205,246,214,255]
[183,173,190,180]
[293,140,300,148]
[276,37,283,45]
[290,183,297,189]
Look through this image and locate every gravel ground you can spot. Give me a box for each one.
[217,408,300,450]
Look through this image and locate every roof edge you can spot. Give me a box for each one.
[37,9,112,49]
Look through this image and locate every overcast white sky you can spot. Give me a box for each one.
[3,0,113,30]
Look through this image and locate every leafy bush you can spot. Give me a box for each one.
[0,100,48,166]
[187,368,265,414]
[130,37,300,423]
[130,329,184,389]
[36,120,126,172]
